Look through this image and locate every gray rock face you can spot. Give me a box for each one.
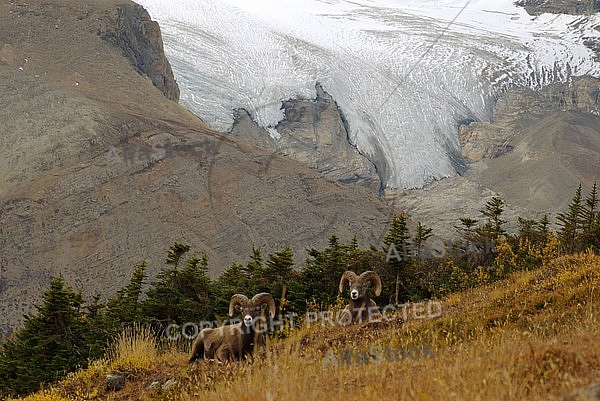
[459,123,514,163]
[231,84,382,193]
[460,76,600,164]
[97,3,180,102]
[516,0,600,15]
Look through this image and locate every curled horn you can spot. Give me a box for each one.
[338,270,359,295]
[252,292,276,319]
[228,294,250,317]
[359,271,382,296]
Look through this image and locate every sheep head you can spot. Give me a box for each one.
[228,293,276,328]
[339,270,382,301]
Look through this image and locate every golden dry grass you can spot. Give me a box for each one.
[10,252,600,401]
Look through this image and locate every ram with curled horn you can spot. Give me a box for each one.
[189,292,276,363]
[338,270,382,326]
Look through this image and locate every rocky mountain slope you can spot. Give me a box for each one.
[386,74,600,237]
[0,0,393,335]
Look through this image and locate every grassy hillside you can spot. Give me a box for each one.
[8,251,600,401]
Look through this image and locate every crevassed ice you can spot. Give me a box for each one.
[136,0,600,189]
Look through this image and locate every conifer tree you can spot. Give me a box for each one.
[557,184,584,253]
[176,254,212,322]
[143,244,215,329]
[215,262,247,295]
[517,217,537,244]
[212,262,247,318]
[289,235,350,310]
[580,182,599,250]
[166,242,191,268]
[243,246,267,294]
[107,260,148,327]
[349,235,359,250]
[456,217,479,243]
[145,243,190,324]
[413,221,433,260]
[383,213,411,304]
[143,266,179,324]
[143,243,193,325]
[264,247,295,303]
[538,215,551,246]
[480,196,506,241]
[0,276,98,396]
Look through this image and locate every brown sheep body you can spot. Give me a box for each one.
[338,270,382,325]
[189,292,276,363]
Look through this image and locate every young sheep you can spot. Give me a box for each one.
[189,292,276,363]
[338,270,382,326]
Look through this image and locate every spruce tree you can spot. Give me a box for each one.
[143,245,214,328]
[517,217,537,244]
[456,217,479,243]
[538,215,551,246]
[176,254,212,322]
[143,266,179,324]
[212,262,247,318]
[413,221,433,260]
[143,243,192,325]
[289,235,350,310]
[557,184,584,253]
[0,276,97,396]
[264,247,295,304]
[243,246,267,294]
[166,242,191,268]
[383,213,411,304]
[107,260,148,327]
[480,196,506,241]
[580,182,599,250]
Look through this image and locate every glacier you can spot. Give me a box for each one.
[135,0,600,189]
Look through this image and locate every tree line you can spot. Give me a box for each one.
[0,183,598,397]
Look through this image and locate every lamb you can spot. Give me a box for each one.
[338,270,382,326]
[189,292,276,363]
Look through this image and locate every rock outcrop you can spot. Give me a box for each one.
[96,3,180,102]
[230,84,382,192]
[460,76,600,163]
[516,0,600,15]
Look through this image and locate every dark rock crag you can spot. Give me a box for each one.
[96,3,180,102]
[230,83,382,192]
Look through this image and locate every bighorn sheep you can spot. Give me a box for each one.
[189,292,276,363]
[338,270,382,325]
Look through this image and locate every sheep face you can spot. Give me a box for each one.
[229,293,277,330]
[233,304,263,328]
[339,270,382,301]
[350,280,369,301]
